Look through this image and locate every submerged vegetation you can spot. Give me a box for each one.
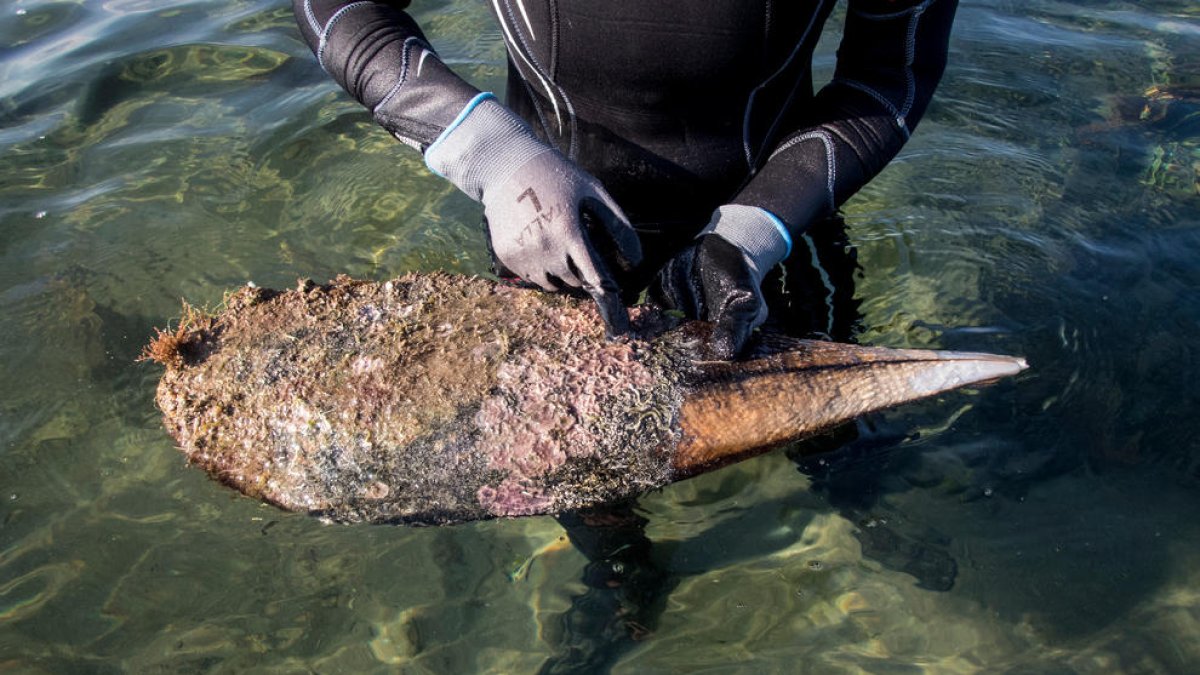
[139,300,218,370]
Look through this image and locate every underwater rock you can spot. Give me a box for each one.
[144,273,1026,525]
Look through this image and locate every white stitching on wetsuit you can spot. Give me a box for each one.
[416,48,432,78]
[830,77,910,136]
[751,11,835,170]
[374,37,429,114]
[498,0,578,158]
[303,0,320,36]
[316,2,374,73]
[515,0,536,41]
[832,77,901,119]
[850,0,934,22]
[520,77,555,142]
[549,0,560,78]
[393,133,422,150]
[492,0,562,136]
[901,4,927,118]
[849,0,937,129]
[742,0,832,169]
[768,130,837,212]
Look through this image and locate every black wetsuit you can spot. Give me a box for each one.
[293,2,961,659]
[295,0,957,268]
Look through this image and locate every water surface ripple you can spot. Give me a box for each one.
[1,0,1199,672]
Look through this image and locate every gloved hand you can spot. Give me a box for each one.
[651,205,792,360]
[425,93,642,337]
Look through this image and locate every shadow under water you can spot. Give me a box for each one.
[3,0,1200,672]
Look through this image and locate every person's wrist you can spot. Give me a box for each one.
[423,92,552,202]
[700,205,793,276]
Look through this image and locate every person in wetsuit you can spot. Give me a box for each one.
[293,1,959,665]
[294,0,958,358]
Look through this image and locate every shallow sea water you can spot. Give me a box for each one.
[2,0,1199,672]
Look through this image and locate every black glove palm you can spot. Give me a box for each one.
[651,205,792,360]
[652,234,767,360]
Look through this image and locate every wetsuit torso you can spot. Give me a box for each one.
[296,0,957,255]
[501,0,841,231]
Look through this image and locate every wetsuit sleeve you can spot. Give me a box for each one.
[293,0,482,150]
[733,0,958,233]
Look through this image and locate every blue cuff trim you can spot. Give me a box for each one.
[423,91,496,177]
[760,208,793,258]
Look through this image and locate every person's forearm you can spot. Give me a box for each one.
[734,0,958,231]
[293,0,482,150]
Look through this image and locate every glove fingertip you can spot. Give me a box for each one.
[708,321,752,361]
[604,208,643,261]
[582,196,643,268]
[593,290,631,339]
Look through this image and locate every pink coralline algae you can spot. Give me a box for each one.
[147,273,696,524]
[473,338,664,516]
[475,481,553,518]
[144,272,1027,524]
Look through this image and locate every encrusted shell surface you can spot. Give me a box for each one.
[153,273,698,524]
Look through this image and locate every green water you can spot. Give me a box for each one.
[2,0,1199,671]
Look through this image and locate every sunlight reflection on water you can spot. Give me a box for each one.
[1,0,1199,671]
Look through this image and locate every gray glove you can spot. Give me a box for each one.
[652,205,792,359]
[425,93,642,336]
